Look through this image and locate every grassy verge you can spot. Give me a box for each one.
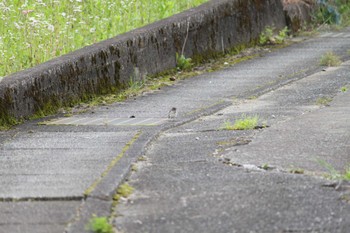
[0,0,208,78]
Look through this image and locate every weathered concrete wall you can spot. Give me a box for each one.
[0,0,286,123]
[282,0,315,32]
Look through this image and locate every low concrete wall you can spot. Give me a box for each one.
[0,0,286,124]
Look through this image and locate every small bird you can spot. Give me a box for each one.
[168,107,177,119]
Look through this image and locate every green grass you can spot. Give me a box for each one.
[319,51,342,67]
[87,216,114,233]
[223,115,259,130]
[318,159,350,181]
[0,0,208,79]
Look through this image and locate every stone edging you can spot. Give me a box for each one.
[0,0,286,125]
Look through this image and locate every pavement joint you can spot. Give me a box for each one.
[83,131,142,197]
[0,196,83,203]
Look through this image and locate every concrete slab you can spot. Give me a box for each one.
[0,131,137,199]
[223,89,350,173]
[0,200,80,233]
[114,157,350,233]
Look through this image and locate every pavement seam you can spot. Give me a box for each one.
[0,196,83,202]
[83,131,142,198]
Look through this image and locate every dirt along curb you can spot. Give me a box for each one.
[0,0,286,128]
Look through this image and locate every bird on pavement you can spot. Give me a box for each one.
[168,107,177,119]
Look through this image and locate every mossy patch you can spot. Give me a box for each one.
[113,183,134,202]
[222,115,259,130]
[316,96,333,106]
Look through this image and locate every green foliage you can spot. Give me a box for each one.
[276,27,289,44]
[314,0,350,26]
[223,115,259,130]
[341,86,348,92]
[343,167,350,181]
[87,216,114,233]
[259,27,273,45]
[318,159,350,180]
[319,51,341,67]
[259,27,288,45]
[0,0,208,78]
[113,183,134,202]
[176,53,193,70]
[0,116,21,131]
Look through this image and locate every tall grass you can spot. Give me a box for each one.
[0,0,208,79]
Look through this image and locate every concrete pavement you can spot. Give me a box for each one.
[0,28,350,232]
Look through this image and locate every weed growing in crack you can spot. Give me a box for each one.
[319,51,341,67]
[341,86,348,92]
[113,183,134,202]
[289,168,305,174]
[316,96,333,106]
[222,115,259,130]
[137,155,148,162]
[131,163,138,172]
[86,215,114,233]
[318,159,350,180]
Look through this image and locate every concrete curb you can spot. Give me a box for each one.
[0,0,286,125]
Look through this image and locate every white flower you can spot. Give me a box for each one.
[73,6,82,12]
[61,12,66,17]
[47,24,54,32]
[14,22,21,29]
[90,28,96,33]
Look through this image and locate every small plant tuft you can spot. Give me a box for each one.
[341,86,348,92]
[318,159,350,180]
[289,168,305,174]
[316,96,333,106]
[87,215,114,233]
[223,115,259,130]
[137,155,148,161]
[259,26,288,45]
[113,183,134,202]
[319,51,341,67]
[131,163,138,172]
[176,53,193,70]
